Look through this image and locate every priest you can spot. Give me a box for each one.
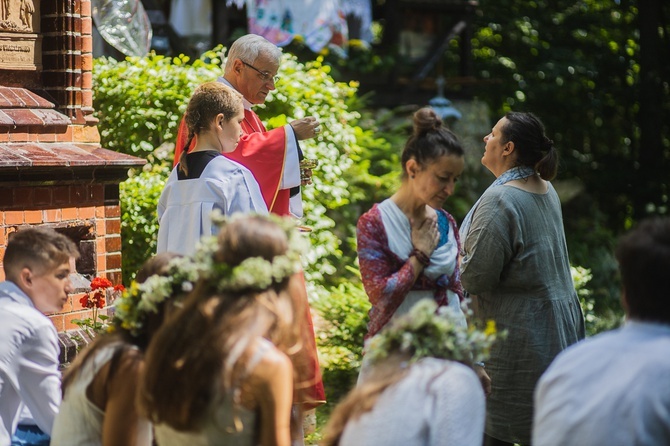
[173,34,321,218]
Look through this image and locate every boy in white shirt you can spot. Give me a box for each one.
[0,227,79,446]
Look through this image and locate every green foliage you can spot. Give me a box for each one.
[468,0,669,224]
[312,276,370,404]
[93,51,221,165]
[118,167,168,284]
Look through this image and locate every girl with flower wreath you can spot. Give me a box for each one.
[139,215,306,446]
[50,252,191,446]
[322,299,498,446]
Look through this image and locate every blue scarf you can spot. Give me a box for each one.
[459,166,536,246]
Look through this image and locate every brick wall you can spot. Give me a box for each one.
[0,182,122,333]
[0,0,145,350]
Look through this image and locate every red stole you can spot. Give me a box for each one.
[173,108,290,215]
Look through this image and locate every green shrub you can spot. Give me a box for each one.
[312,276,371,405]
[119,166,169,284]
[93,51,220,165]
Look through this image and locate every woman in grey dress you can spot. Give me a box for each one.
[460,112,585,446]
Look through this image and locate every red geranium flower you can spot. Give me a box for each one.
[90,277,113,291]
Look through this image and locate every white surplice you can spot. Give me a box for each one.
[157,156,268,256]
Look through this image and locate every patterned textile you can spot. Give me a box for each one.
[357,202,464,339]
[229,0,348,52]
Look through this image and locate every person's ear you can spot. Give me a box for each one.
[216,113,226,129]
[406,158,419,178]
[232,58,244,76]
[19,267,33,290]
[503,141,515,156]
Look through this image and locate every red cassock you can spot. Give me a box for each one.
[174,108,326,408]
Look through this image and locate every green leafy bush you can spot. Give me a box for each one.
[119,167,168,284]
[93,51,220,165]
[312,276,371,405]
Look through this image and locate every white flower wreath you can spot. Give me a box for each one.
[113,213,308,335]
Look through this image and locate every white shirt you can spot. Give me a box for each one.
[342,358,485,446]
[0,281,61,445]
[533,320,670,446]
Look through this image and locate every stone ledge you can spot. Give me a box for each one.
[58,329,94,369]
[0,143,146,175]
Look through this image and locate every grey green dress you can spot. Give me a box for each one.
[461,183,585,445]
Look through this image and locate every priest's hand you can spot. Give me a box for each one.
[290,116,321,140]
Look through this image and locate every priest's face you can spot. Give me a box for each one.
[237,54,280,105]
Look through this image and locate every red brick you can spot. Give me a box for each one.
[81,54,92,72]
[81,90,92,108]
[49,315,65,332]
[82,72,92,89]
[55,125,74,142]
[105,218,120,235]
[37,132,57,143]
[81,0,91,17]
[0,269,5,282]
[78,206,95,219]
[81,17,92,35]
[96,254,106,271]
[24,210,43,224]
[105,236,121,252]
[44,209,62,222]
[72,124,100,143]
[95,219,105,235]
[9,131,29,142]
[5,211,23,225]
[61,207,78,220]
[96,237,105,254]
[107,253,121,269]
[104,205,120,218]
[64,310,93,331]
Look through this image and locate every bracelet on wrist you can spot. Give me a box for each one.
[474,361,485,368]
[410,248,431,266]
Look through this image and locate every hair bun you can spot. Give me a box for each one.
[413,107,442,136]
